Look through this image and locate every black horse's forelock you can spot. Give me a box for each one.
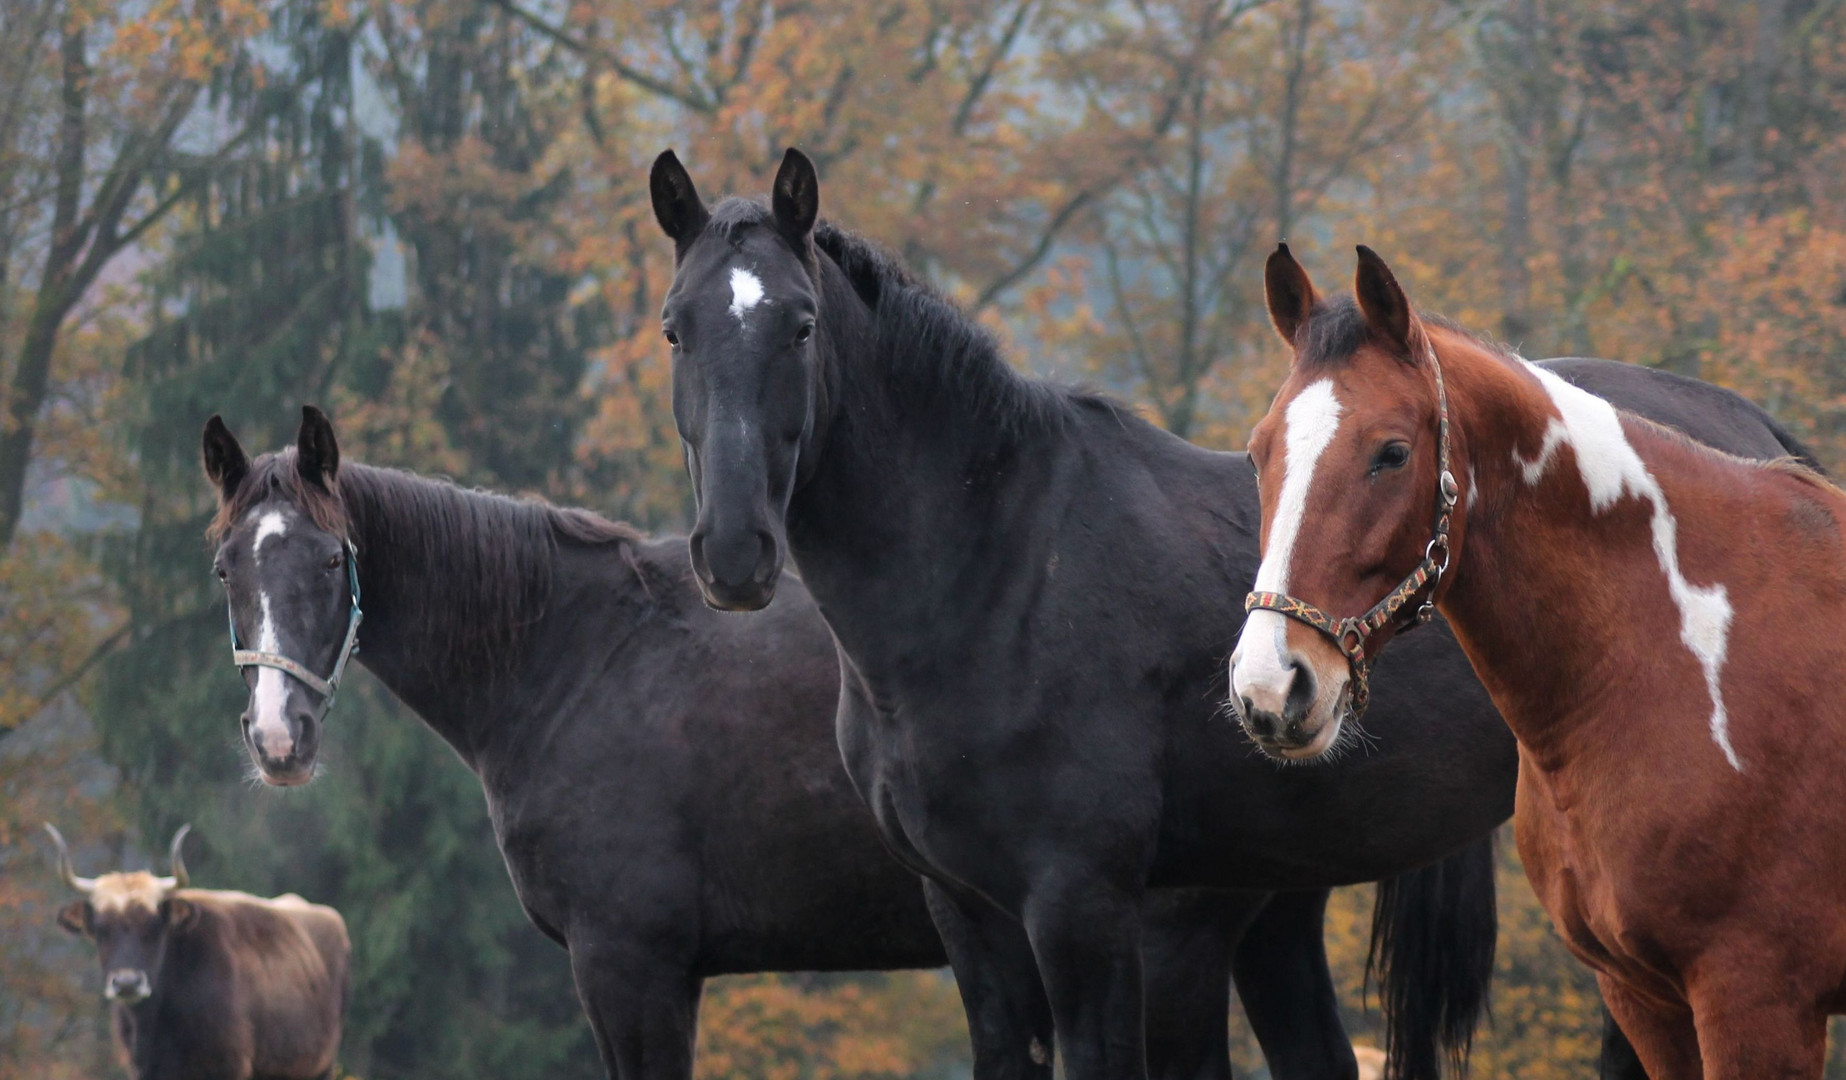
[212,452,639,675]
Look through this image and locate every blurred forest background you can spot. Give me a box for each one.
[3,0,1845,1076]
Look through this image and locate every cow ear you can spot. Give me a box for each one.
[296,405,339,493]
[161,897,198,933]
[771,147,819,249]
[202,416,249,503]
[1265,243,1318,349]
[56,901,91,936]
[650,150,709,251]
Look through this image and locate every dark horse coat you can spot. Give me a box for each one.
[200,415,1479,1080]
[650,148,1813,1080]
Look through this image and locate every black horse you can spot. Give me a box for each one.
[650,147,1814,1080]
[198,410,1490,1080]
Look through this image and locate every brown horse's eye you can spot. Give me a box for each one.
[1372,441,1411,474]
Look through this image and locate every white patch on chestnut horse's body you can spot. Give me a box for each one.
[1232,379,1344,706]
[1517,361,1740,770]
[728,267,766,322]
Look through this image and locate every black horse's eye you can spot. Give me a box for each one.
[214,566,227,582]
[664,329,680,348]
[793,323,813,344]
[325,553,343,571]
[1372,441,1411,473]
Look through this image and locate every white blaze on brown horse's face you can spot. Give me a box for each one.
[1230,378,1353,758]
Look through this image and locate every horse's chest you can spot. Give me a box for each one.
[1514,755,1687,1003]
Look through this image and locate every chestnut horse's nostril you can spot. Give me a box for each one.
[1283,659,1317,724]
[1244,704,1279,740]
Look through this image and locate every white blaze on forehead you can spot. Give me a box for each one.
[728,266,766,322]
[250,592,294,759]
[253,510,289,556]
[1516,361,1740,770]
[1235,380,1346,693]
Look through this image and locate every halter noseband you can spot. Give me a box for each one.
[1244,349,1458,718]
[227,539,363,710]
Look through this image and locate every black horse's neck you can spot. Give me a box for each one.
[791,233,1091,654]
[336,464,644,770]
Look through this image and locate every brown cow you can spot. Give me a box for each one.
[46,823,349,1080]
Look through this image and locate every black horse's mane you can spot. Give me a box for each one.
[212,451,642,673]
[706,196,1102,439]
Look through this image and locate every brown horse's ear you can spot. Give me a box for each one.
[771,147,819,250]
[1265,243,1318,348]
[56,900,91,936]
[1354,245,1421,361]
[650,150,709,251]
[201,415,249,503]
[296,405,339,493]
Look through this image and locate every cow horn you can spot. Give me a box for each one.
[166,824,191,890]
[42,823,98,893]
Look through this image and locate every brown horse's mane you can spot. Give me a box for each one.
[209,451,645,675]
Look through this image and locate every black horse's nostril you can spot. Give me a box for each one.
[688,532,712,582]
[1283,659,1317,724]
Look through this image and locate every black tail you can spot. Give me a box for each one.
[1368,834,1497,1080]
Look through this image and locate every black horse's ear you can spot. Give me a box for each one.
[771,147,819,246]
[1265,243,1318,349]
[296,405,340,492]
[201,415,249,503]
[650,150,709,249]
[1354,245,1419,361]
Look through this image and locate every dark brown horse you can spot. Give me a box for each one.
[1234,243,1846,1079]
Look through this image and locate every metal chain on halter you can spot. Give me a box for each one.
[226,539,364,712]
[1245,344,1458,717]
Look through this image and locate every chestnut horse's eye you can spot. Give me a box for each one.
[1371,441,1411,474]
[664,329,680,348]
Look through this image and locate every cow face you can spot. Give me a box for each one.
[46,824,193,1005]
[58,873,199,1003]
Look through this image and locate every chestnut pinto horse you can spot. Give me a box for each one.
[1232,244,1846,1078]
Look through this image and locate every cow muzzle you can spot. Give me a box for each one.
[105,969,151,1003]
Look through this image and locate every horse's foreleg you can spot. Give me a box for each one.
[922,879,1056,1080]
[1230,889,1359,1080]
[1599,975,1699,1080]
[1141,889,1264,1080]
[1687,965,1827,1080]
[1022,873,1148,1080]
[567,935,702,1080]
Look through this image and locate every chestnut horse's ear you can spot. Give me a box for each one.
[296,405,339,493]
[201,415,249,503]
[1354,245,1420,361]
[650,150,709,250]
[1264,243,1318,348]
[771,147,819,249]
